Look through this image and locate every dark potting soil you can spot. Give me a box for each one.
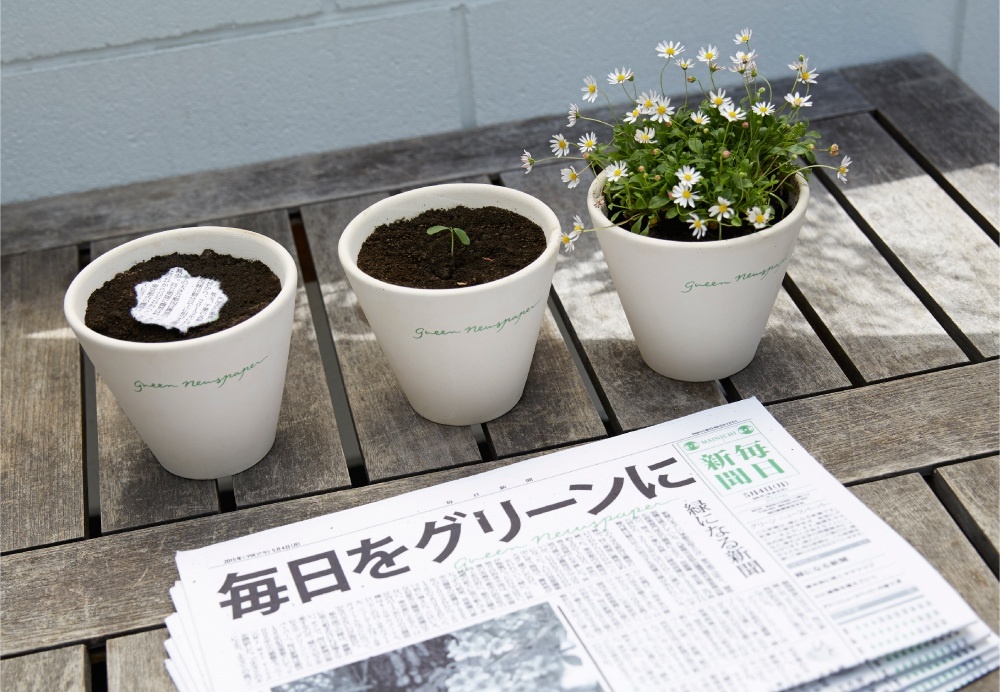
[356,205,547,289]
[84,249,281,343]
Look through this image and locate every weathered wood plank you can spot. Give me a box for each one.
[818,112,999,358]
[0,69,870,257]
[787,175,966,381]
[106,628,175,692]
[728,289,851,401]
[0,458,519,657]
[851,473,998,632]
[1,247,86,552]
[933,456,1000,576]
[769,361,999,485]
[0,116,569,256]
[842,55,1000,229]
[0,645,89,691]
[485,310,607,457]
[90,234,220,532]
[301,193,483,481]
[95,381,219,532]
[201,211,351,506]
[502,164,737,431]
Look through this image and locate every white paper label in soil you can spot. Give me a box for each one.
[131,267,228,333]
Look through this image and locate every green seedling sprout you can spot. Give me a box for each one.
[426,225,470,256]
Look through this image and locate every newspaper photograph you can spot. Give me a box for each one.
[167,398,998,691]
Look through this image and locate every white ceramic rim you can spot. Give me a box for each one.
[589,170,810,250]
[339,183,562,298]
[64,226,298,352]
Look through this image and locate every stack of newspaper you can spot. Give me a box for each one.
[165,399,998,691]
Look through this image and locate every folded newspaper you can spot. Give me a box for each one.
[167,398,998,691]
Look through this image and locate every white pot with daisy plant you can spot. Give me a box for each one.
[520,28,853,382]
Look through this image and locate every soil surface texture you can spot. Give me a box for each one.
[85,249,281,343]
[356,205,546,289]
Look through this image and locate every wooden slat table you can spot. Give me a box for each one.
[2,55,997,691]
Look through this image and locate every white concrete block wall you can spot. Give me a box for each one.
[1,0,997,204]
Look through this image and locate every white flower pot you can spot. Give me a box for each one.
[338,184,561,426]
[589,172,810,382]
[64,227,298,479]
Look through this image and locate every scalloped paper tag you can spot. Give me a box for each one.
[131,267,228,333]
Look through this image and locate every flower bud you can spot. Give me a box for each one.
[687,76,696,83]
[722,150,731,158]
[742,122,749,129]
[652,149,660,155]
[808,143,815,150]
[829,143,839,156]
[638,165,645,173]
[654,175,661,181]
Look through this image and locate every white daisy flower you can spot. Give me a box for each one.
[837,155,852,183]
[606,161,629,182]
[671,182,701,208]
[572,215,585,233]
[550,134,571,157]
[688,213,708,239]
[567,103,580,127]
[676,58,694,70]
[721,105,747,122]
[697,45,719,63]
[788,56,808,71]
[730,50,757,75]
[650,97,674,123]
[560,228,581,252]
[638,90,660,114]
[581,75,599,103]
[520,150,534,174]
[634,127,657,144]
[607,67,633,85]
[707,89,729,110]
[577,132,598,153]
[784,92,812,108]
[690,110,709,125]
[656,40,685,59]
[624,107,643,124]
[799,66,819,84]
[752,101,775,116]
[733,28,752,44]
[561,166,580,189]
[676,165,702,185]
[708,197,734,221]
[746,206,772,229]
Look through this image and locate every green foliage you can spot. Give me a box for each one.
[522,31,851,244]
